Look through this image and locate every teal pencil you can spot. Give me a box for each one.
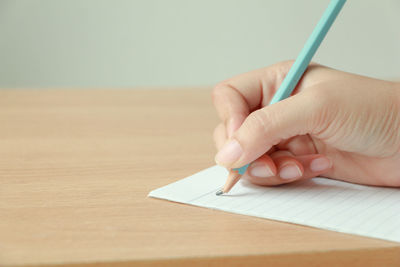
[217,0,346,195]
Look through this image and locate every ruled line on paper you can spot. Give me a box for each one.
[149,165,400,243]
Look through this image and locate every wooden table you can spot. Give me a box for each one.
[1,89,399,267]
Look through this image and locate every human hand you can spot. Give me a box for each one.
[212,61,400,187]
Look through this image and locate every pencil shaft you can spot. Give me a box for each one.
[270,0,346,104]
[229,0,346,181]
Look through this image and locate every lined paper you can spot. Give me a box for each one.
[149,165,400,243]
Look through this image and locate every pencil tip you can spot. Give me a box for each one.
[215,189,224,196]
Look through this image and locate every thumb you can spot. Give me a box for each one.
[215,91,322,168]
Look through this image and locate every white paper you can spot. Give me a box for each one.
[149,165,400,243]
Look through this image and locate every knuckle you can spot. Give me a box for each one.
[272,60,296,75]
[211,82,228,101]
[276,59,295,67]
[275,60,320,75]
[282,59,295,66]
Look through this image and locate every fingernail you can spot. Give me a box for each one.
[279,164,302,180]
[215,139,243,166]
[250,164,274,178]
[310,157,332,172]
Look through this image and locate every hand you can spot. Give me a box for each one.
[212,61,400,187]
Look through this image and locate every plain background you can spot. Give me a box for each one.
[0,0,399,88]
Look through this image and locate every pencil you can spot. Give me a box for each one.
[216,0,346,196]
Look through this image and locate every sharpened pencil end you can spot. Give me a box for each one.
[215,189,224,196]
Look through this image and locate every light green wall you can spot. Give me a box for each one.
[0,0,399,88]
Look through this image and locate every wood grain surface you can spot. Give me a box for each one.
[1,89,399,267]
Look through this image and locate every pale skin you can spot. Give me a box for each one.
[212,61,400,187]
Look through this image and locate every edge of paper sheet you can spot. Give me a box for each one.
[148,166,400,244]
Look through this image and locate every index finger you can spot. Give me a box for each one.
[211,61,294,137]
